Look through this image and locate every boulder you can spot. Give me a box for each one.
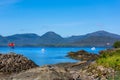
[67,50,99,61]
[0,53,38,73]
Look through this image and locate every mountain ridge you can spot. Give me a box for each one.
[0,30,120,47]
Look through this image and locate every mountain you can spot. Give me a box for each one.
[41,31,62,39]
[0,31,120,47]
[65,35,84,43]
[71,30,120,46]
[85,30,120,39]
[0,35,8,46]
[39,31,64,44]
[6,33,41,46]
[3,32,64,46]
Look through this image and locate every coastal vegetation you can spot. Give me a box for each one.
[96,49,120,70]
[113,41,120,48]
[67,46,120,79]
[96,49,120,79]
[95,41,120,79]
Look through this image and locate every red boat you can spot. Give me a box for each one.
[8,42,15,49]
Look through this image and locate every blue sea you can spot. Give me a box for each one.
[0,47,106,66]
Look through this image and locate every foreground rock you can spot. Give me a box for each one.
[0,51,117,80]
[0,62,116,80]
[0,53,38,73]
[78,62,115,80]
[67,50,99,61]
[1,62,114,80]
[10,66,72,80]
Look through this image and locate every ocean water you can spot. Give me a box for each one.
[0,47,106,66]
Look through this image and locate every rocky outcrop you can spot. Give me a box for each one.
[67,50,99,61]
[76,62,115,80]
[9,66,72,80]
[0,53,38,73]
[0,60,116,80]
[0,51,117,80]
[0,62,114,80]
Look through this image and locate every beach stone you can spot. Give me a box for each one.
[0,52,38,73]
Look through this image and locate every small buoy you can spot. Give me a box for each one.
[41,48,45,53]
[91,47,96,51]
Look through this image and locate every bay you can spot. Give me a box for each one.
[0,47,106,66]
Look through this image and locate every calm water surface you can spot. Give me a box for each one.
[0,47,106,66]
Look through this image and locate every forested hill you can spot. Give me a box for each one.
[0,31,120,47]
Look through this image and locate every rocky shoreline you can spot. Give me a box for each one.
[0,62,115,80]
[0,50,118,80]
[0,53,38,74]
[67,50,99,61]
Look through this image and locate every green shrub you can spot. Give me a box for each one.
[96,49,120,70]
[113,41,120,48]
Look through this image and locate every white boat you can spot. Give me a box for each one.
[91,47,96,51]
[41,48,45,53]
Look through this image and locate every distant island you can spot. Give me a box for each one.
[0,30,120,47]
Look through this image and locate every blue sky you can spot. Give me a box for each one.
[0,0,120,37]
